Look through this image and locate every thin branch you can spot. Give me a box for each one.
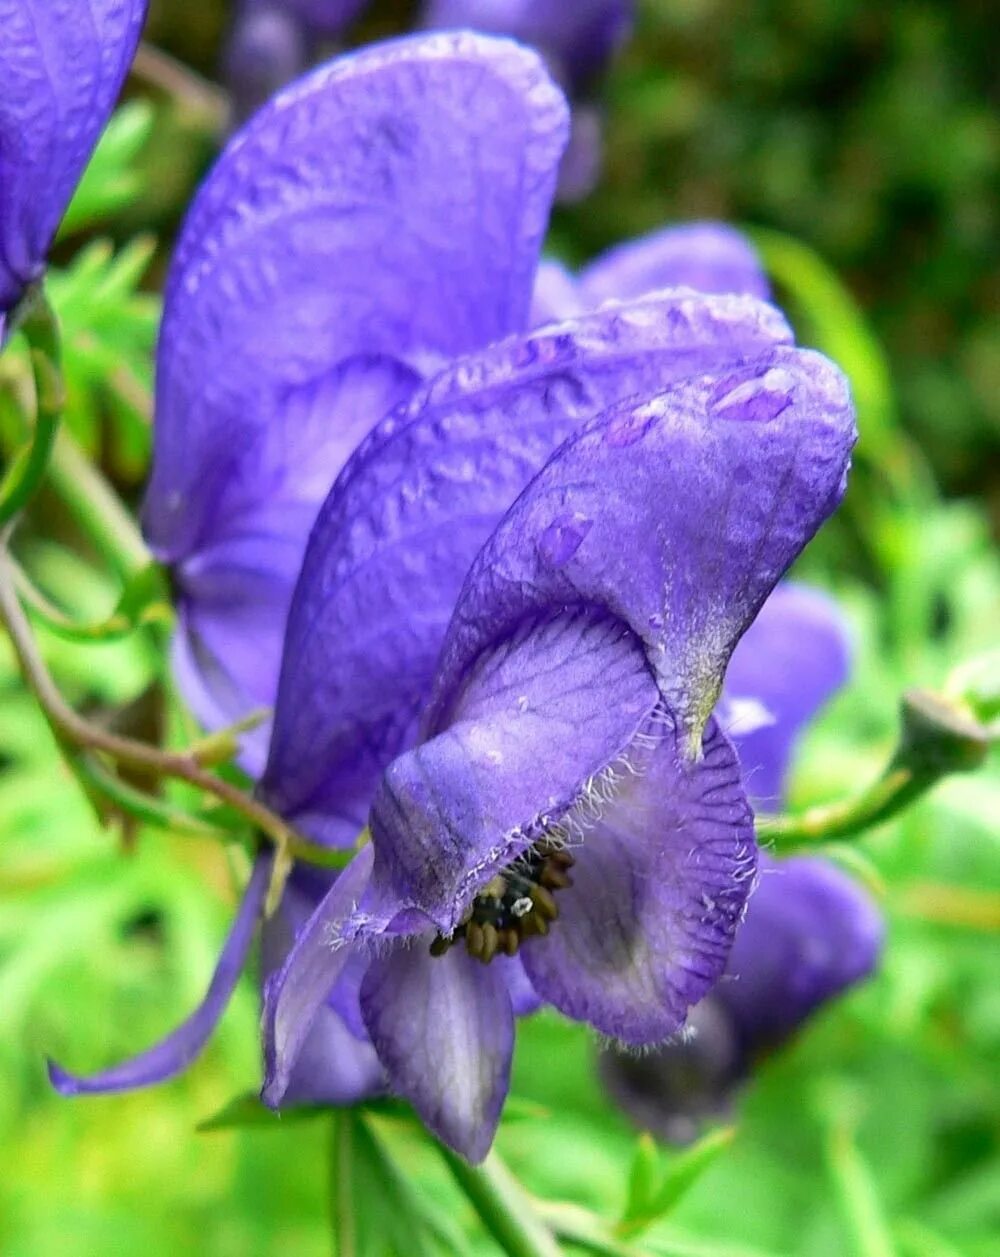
[0,287,64,526]
[131,43,227,129]
[755,766,920,845]
[46,430,150,578]
[439,1147,564,1257]
[758,690,990,847]
[0,541,345,869]
[897,882,1000,932]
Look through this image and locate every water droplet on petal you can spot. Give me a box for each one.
[710,366,796,422]
[538,511,593,567]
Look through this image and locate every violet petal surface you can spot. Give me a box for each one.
[0,0,147,312]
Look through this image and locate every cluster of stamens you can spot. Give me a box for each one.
[430,841,575,963]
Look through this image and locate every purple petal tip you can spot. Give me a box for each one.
[46,1057,81,1096]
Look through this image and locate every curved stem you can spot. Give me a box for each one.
[0,287,64,526]
[756,766,922,845]
[758,690,991,847]
[12,552,172,641]
[46,429,150,578]
[0,540,347,869]
[73,752,236,841]
[897,882,1000,932]
[439,1146,563,1257]
[532,1202,642,1257]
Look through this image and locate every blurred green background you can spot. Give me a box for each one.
[2,0,999,1254]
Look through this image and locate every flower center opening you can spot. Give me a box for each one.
[429,841,575,963]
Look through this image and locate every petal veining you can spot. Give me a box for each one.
[521,715,755,1042]
[262,291,791,837]
[360,941,514,1162]
[0,0,147,310]
[144,31,570,562]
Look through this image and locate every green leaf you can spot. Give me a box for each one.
[334,1112,469,1256]
[945,648,1000,731]
[822,1099,896,1257]
[895,1219,967,1257]
[197,1093,330,1133]
[622,1133,660,1226]
[0,287,63,527]
[44,238,159,480]
[58,102,156,238]
[618,1128,736,1237]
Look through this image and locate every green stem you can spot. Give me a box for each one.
[73,752,237,841]
[439,1147,563,1257]
[12,552,171,642]
[131,42,226,130]
[329,1113,357,1257]
[824,1116,895,1257]
[756,765,923,845]
[0,540,323,862]
[0,286,64,526]
[897,882,1000,932]
[534,1202,641,1256]
[758,689,990,847]
[46,428,150,578]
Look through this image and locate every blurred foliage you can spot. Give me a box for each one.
[569,0,1000,507]
[1,0,999,1254]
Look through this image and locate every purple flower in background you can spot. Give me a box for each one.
[721,583,856,810]
[422,0,631,94]
[423,0,634,200]
[0,0,147,341]
[223,5,309,123]
[602,856,884,1143]
[283,0,369,33]
[532,222,773,325]
[223,0,371,123]
[50,34,858,1162]
[601,593,884,1142]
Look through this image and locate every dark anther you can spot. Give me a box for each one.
[429,840,575,963]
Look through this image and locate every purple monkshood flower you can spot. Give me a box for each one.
[0,0,147,343]
[222,0,371,123]
[140,32,772,779]
[256,352,855,1159]
[50,35,857,1162]
[602,592,884,1141]
[422,1,634,201]
[223,5,310,125]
